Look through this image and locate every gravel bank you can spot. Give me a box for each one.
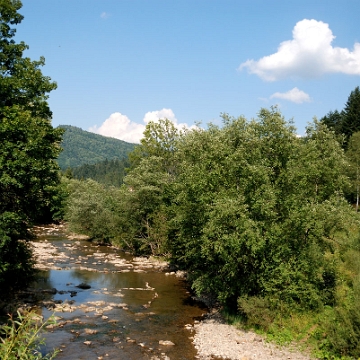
[193,312,314,360]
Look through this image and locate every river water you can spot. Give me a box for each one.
[30,226,207,360]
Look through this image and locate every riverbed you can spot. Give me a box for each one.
[29,224,207,360]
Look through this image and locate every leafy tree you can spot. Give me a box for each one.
[64,120,182,253]
[118,119,182,254]
[117,157,172,254]
[170,108,350,310]
[0,0,63,291]
[65,179,119,242]
[0,0,56,119]
[129,118,182,175]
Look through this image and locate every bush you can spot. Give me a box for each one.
[0,311,58,360]
[237,296,276,330]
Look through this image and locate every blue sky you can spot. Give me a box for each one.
[17,0,360,142]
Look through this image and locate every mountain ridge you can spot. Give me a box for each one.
[57,125,136,170]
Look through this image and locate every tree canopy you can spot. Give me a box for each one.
[64,108,360,357]
[321,86,360,148]
[0,0,63,290]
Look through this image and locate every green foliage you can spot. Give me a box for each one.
[345,131,360,209]
[0,213,35,290]
[0,311,58,360]
[0,0,56,120]
[69,157,129,187]
[57,125,135,170]
[0,0,63,291]
[341,86,360,145]
[321,86,360,148]
[0,107,63,223]
[170,108,349,310]
[114,118,182,254]
[237,296,275,330]
[117,156,173,254]
[64,179,120,243]
[64,119,181,255]
[61,107,360,359]
[128,118,181,174]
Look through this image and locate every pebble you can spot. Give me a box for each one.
[193,312,314,360]
[159,340,175,346]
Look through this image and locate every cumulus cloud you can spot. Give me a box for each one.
[143,108,178,124]
[90,108,197,143]
[270,87,311,104]
[142,108,197,132]
[239,19,360,81]
[89,113,145,143]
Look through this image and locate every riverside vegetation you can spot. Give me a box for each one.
[64,102,360,360]
[1,0,360,358]
[0,0,63,358]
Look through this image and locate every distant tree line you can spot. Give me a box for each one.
[64,157,130,187]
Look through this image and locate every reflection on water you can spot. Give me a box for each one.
[33,233,207,360]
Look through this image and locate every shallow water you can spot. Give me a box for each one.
[32,230,207,360]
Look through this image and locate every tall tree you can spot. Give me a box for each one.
[121,119,182,254]
[129,118,182,175]
[341,86,360,144]
[320,86,360,148]
[320,110,344,136]
[346,131,360,211]
[0,0,63,291]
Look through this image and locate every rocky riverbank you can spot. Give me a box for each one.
[189,310,315,360]
[28,224,315,360]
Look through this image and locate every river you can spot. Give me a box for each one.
[29,225,207,360]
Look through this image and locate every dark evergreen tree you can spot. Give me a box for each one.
[69,157,130,187]
[320,86,360,148]
[320,109,344,135]
[341,86,360,145]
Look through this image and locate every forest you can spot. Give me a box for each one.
[1,0,360,358]
[63,90,360,359]
[57,125,135,170]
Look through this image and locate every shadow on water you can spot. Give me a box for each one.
[31,230,208,360]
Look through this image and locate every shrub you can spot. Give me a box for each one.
[0,311,58,360]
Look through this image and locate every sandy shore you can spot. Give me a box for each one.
[192,311,315,360]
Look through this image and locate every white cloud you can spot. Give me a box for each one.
[100,12,110,19]
[270,87,311,104]
[90,108,197,143]
[142,108,197,132]
[143,108,178,124]
[239,19,360,81]
[89,113,145,143]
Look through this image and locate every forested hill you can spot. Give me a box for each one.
[57,125,136,170]
[70,158,130,187]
